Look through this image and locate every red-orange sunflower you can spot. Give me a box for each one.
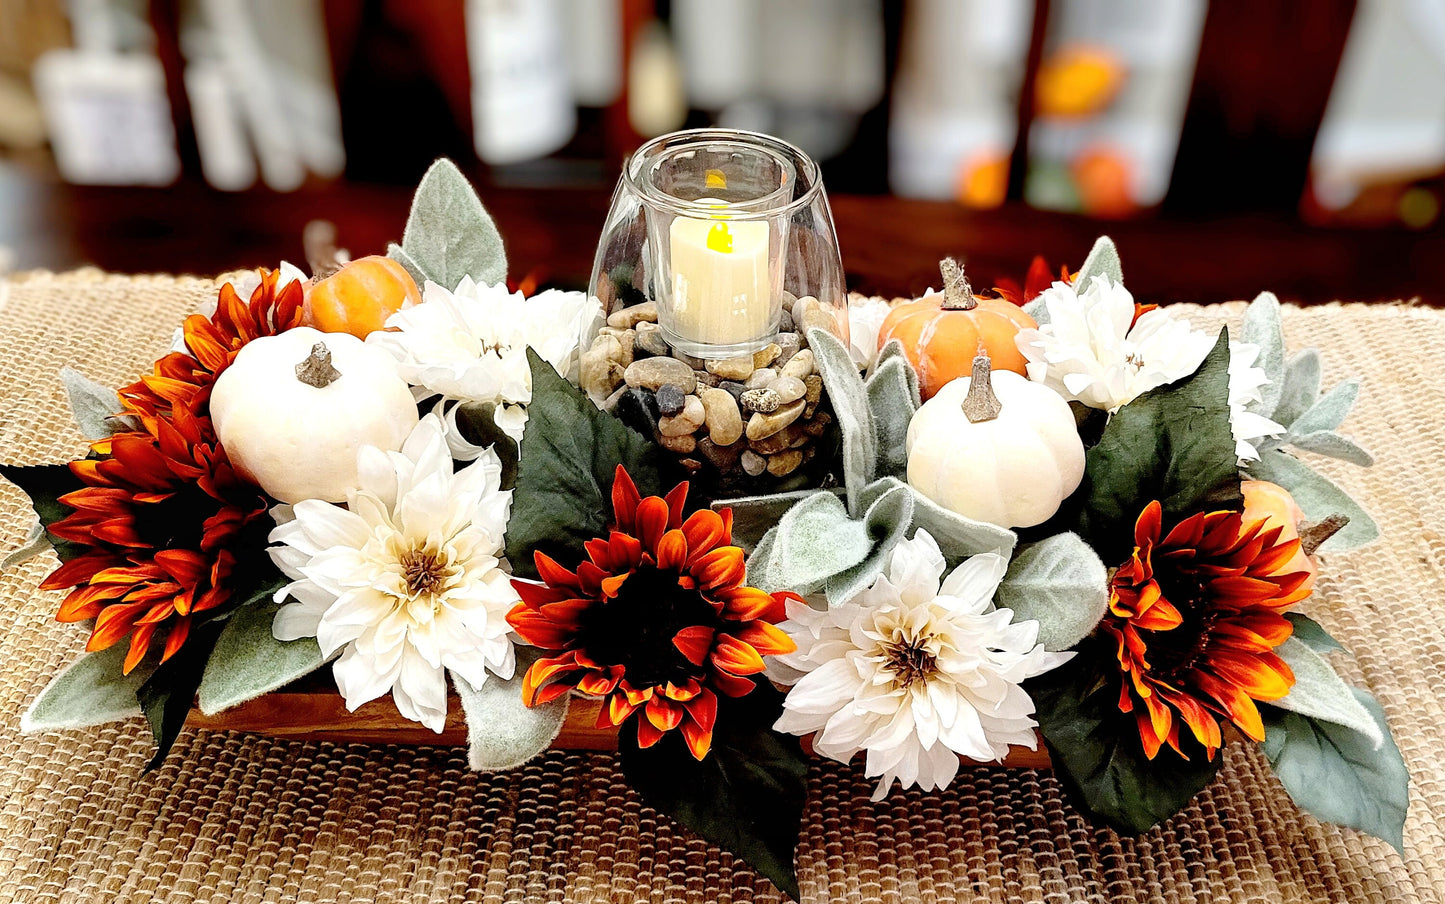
[1102,500,1311,760]
[507,466,797,759]
[120,268,304,421]
[42,407,268,673]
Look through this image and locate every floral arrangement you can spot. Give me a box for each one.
[3,160,1407,900]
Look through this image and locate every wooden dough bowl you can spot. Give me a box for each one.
[187,673,1053,769]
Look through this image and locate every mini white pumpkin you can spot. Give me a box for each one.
[211,326,419,504]
[906,353,1085,528]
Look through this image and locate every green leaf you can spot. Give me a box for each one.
[1289,379,1359,435]
[21,642,154,732]
[994,532,1108,652]
[196,593,325,716]
[865,355,918,481]
[504,348,669,579]
[1074,236,1123,286]
[716,489,829,554]
[0,463,89,563]
[1241,292,1286,416]
[454,647,569,771]
[386,241,431,288]
[619,684,807,900]
[1274,349,1322,427]
[1286,430,1373,467]
[1026,645,1223,834]
[401,158,507,290]
[893,476,1017,562]
[1261,689,1409,853]
[825,479,915,605]
[1,519,49,572]
[451,400,520,489]
[1066,329,1241,563]
[872,338,920,404]
[137,618,226,771]
[1286,613,1343,654]
[749,490,875,596]
[61,366,136,440]
[1247,450,1378,551]
[1272,638,1383,745]
[808,327,876,513]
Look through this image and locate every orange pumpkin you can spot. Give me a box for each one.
[303,255,421,339]
[1241,480,1318,592]
[877,258,1036,399]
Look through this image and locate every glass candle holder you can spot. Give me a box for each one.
[590,129,849,360]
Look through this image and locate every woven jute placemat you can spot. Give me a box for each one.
[0,270,1441,904]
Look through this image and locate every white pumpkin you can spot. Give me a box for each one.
[906,354,1085,528]
[211,327,419,504]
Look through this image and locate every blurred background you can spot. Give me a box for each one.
[2,0,1443,304]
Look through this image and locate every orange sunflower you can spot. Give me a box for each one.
[120,268,304,421]
[1102,500,1311,760]
[507,466,797,759]
[43,408,268,673]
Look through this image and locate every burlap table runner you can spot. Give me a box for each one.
[0,269,1440,904]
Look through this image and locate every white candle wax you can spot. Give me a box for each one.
[668,212,773,347]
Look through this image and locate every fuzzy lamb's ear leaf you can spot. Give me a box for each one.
[454,648,569,772]
[196,598,326,716]
[61,367,135,440]
[1073,236,1123,287]
[1270,638,1384,747]
[1242,292,1286,416]
[386,241,432,289]
[1288,379,1360,436]
[994,533,1108,652]
[1274,349,1322,427]
[865,355,919,481]
[1286,431,1374,467]
[401,158,507,291]
[824,479,915,606]
[752,491,874,596]
[1261,689,1409,854]
[717,490,830,554]
[872,338,921,402]
[1286,613,1344,654]
[1,519,49,572]
[807,327,877,512]
[884,476,1017,561]
[21,643,153,732]
[1247,450,1378,551]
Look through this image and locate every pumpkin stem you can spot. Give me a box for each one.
[940,257,977,311]
[303,219,348,280]
[962,351,1002,423]
[296,342,342,388]
[1298,514,1349,556]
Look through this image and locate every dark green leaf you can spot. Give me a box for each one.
[137,618,225,771]
[1067,329,1241,563]
[619,684,807,900]
[1286,613,1344,654]
[453,401,520,489]
[504,349,670,579]
[1261,689,1409,853]
[0,464,88,563]
[1026,642,1223,834]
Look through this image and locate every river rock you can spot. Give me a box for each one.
[748,424,804,455]
[770,375,806,405]
[614,387,659,435]
[696,437,741,472]
[706,355,755,381]
[752,343,781,368]
[659,433,697,454]
[774,332,801,366]
[655,383,686,417]
[744,368,777,390]
[746,399,806,441]
[740,387,780,414]
[740,450,767,476]
[580,335,624,398]
[625,356,696,394]
[607,301,657,329]
[658,395,705,436]
[781,349,815,381]
[635,321,670,357]
[767,450,805,477]
[700,388,744,445]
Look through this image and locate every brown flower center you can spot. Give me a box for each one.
[401,548,448,597]
[576,564,722,689]
[882,637,938,690]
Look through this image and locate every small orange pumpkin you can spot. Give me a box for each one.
[877,258,1036,399]
[1240,480,1349,595]
[303,255,421,339]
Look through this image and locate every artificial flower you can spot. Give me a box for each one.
[769,531,1070,801]
[992,255,1071,306]
[847,295,894,370]
[165,262,307,355]
[366,276,603,443]
[1227,340,1286,462]
[41,410,268,673]
[1103,500,1309,760]
[268,414,519,732]
[124,267,305,422]
[1015,275,1215,412]
[507,466,795,760]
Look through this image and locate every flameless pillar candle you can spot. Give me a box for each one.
[668,210,773,348]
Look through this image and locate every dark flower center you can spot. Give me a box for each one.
[401,548,447,597]
[130,484,217,552]
[575,564,723,689]
[1144,562,1220,680]
[881,637,938,689]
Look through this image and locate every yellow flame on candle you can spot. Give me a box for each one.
[705,169,727,190]
[706,222,733,253]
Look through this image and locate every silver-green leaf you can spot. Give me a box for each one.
[454,648,569,772]
[1289,379,1360,435]
[1242,292,1286,415]
[807,327,877,512]
[196,601,326,716]
[21,643,153,732]
[61,366,135,440]
[994,532,1108,652]
[1272,637,1384,747]
[1273,349,1322,426]
[401,158,507,291]
[824,479,915,606]
[1286,430,1374,467]
[1247,450,1379,550]
[865,355,919,481]
[1074,235,1123,287]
